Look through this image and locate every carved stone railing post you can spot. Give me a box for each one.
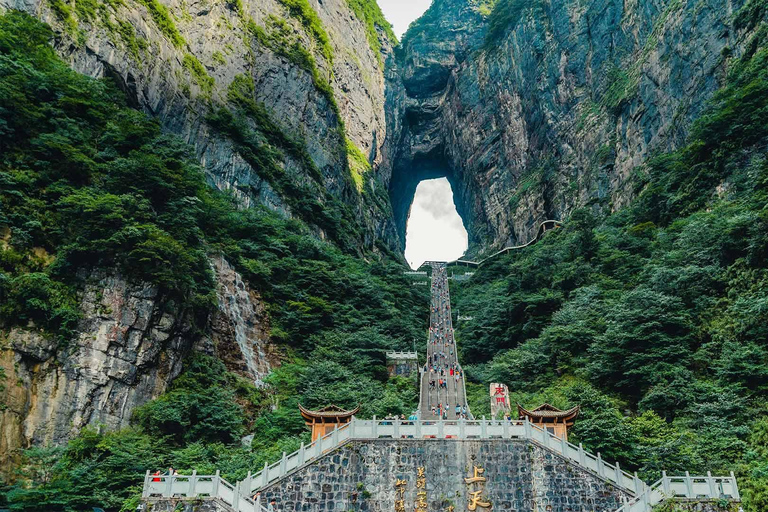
[707,471,718,498]
[165,473,173,497]
[190,470,198,497]
[142,470,150,498]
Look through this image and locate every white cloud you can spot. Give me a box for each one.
[377,0,433,38]
[404,178,468,269]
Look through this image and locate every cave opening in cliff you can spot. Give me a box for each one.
[404,177,468,269]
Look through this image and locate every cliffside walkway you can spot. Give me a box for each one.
[419,263,471,420]
[417,219,562,272]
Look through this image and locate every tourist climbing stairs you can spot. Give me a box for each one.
[419,262,471,420]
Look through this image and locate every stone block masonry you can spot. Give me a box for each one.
[259,439,632,511]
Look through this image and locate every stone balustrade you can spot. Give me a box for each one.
[616,471,740,512]
[239,417,646,497]
[140,419,740,512]
[142,471,266,512]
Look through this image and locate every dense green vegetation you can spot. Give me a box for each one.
[483,0,542,46]
[0,12,426,509]
[345,0,398,63]
[275,0,335,68]
[135,0,185,48]
[452,15,768,511]
[346,138,372,192]
[182,53,215,96]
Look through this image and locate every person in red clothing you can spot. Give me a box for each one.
[152,470,161,482]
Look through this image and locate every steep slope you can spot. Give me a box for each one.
[0,0,399,251]
[0,2,408,480]
[386,0,758,254]
[444,0,768,507]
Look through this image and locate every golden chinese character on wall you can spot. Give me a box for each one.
[395,477,407,512]
[464,465,492,510]
[415,466,428,512]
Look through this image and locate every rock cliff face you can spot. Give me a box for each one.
[0,258,274,472]
[385,0,752,254]
[204,255,279,386]
[0,0,396,471]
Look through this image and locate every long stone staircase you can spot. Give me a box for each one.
[141,260,740,512]
[419,263,471,420]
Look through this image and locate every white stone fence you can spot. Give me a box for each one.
[616,471,740,512]
[386,351,419,360]
[142,471,267,512]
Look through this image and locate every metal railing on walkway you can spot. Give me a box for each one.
[237,417,647,497]
[616,471,740,512]
[142,471,267,512]
[417,220,562,271]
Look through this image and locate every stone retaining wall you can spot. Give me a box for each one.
[259,439,633,511]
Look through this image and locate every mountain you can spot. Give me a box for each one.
[0,0,409,477]
[0,0,767,509]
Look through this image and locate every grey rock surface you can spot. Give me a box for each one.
[1,273,191,470]
[385,0,753,255]
[0,0,399,250]
[205,255,280,386]
[0,256,275,473]
[0,0,394,471]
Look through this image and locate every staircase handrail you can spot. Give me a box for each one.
[613,471,740,512]
[142,471,268,512]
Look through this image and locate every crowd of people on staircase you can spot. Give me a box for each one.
[422,263,470,420]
